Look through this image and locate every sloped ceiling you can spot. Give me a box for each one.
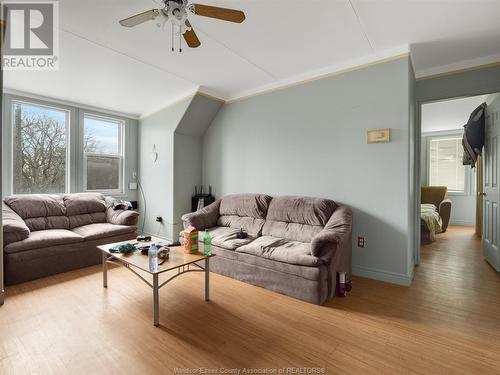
[4,0,500,117]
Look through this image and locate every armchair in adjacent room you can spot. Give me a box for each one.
[421,186,452,232]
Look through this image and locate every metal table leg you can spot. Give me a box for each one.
[153,273,159,327]
[102,252,108,288]
[205,257,210,302]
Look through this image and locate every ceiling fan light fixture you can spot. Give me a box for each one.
[118,0,246,51]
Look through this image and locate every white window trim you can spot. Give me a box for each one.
[82,113,125,195]
[10,99,71,195]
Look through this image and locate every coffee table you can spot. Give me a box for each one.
[97,237,213,327]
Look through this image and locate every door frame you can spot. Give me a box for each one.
[414,92,498,267]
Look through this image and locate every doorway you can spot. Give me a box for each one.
[416,93,498,270]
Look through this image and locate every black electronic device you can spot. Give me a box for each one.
[191,185,215,212]
[139,245,150,255]
[137,235,152,242]
[236,229,248,239]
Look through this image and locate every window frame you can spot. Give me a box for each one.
[10,99,71,195]
[82,112,125,195]
[425,132,475,196]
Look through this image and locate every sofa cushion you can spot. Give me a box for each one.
[219,193,272,219]
[4,229,84,254]
[236,236,321,267]
[72,223,136,241]
[262,196,336,242]
[198,243,238,260]
[261,221,323,243]
[4,194,66,219]
[202,226,256,250]
[265,196,336,226]
[217,194,271,235]
[63,193,106,216]
[69,212,106,229]
[24,216,70,231]
[217,215,266,236]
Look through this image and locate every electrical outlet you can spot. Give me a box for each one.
[357,237,366,248]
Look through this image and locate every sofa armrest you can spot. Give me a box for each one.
[439,199,452,232]
[106,207,139,226]
[181,200,221,230]
[311,205,352,259]
[104,196,139,226]
[2,202,30,246]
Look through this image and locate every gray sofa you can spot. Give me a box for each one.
[3,193,139,285]
[182,194,352,304]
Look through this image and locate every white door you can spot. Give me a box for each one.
[483,107,500,271]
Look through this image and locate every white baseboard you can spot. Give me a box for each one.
[352,265,413,286]
[141,231,173,243]
[450,220,475,226]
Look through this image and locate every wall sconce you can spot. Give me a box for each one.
[151,144,158,162]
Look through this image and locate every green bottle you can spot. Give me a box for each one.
[203,229,212,256]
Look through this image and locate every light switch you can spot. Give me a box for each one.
[129,182,138,190]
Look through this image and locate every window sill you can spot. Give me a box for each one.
[448,191,475,197]
[85,190,126,197]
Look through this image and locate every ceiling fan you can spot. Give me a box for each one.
[119,0,245,51]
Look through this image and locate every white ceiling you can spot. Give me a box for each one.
[5,0,500,117]
[422,95,488,133]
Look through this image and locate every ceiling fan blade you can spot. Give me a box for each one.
[119,9,160,27]
[183,20,201,48]
[190,4,245,23]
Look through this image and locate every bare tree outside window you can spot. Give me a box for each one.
[12,102,69,194]
[84,115,123,192]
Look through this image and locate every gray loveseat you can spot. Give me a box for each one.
[3,193,139,285]
[182,194,352,304]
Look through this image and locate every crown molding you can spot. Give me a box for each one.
[415,54,500,81]
[196,89,225,103]
[224,47,410,104]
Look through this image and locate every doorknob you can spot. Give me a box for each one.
[479,192,487,196]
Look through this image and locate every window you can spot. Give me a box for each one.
[429,137,465,193]
[12,101,69,194]
[5,94,131,197]
[83,114,123,192]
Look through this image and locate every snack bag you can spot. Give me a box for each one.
[184,226,199,254]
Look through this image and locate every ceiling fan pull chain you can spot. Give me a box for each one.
[179,25,182,52]
[171,23,174,52]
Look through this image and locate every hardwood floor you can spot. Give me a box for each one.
[1,226,500,374]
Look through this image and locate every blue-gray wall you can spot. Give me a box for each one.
[173,95,222,238]
[202,56,415,285]
[139,94,222,241]
[138,96,191,239]
[416,64,500,103]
